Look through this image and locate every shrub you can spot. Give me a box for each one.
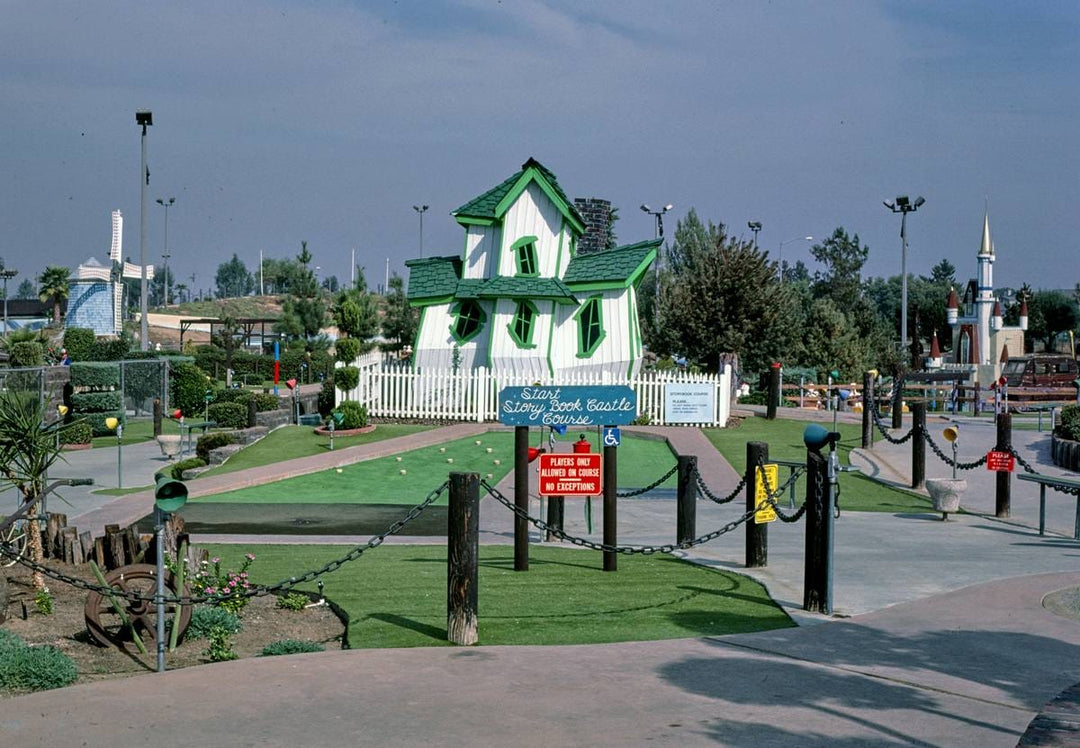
[86,336,131,362]
[186,605,243,640]
[335,366,359,393]
[189,553,256,615]
[62,328,96,362]
[253,393,280,412]
[336,400,368,429]
[170,362,209,417]
[1058,404,1080,441]
[85,411,125,437]
[335,337,361,364]
[0,629,26,658]
[207,402,248,430]
[71,391,123,412]
[8,341,43,368]
[170,456,207,479]
[70,362,120,389]
[196,432,240,462]
[210,388,252,406]
[204,626,238,662]
[59,420,93,445]
[260,639,325,657]
[318,378,335,416]
[276,592,310,611]
[0,644,78,692]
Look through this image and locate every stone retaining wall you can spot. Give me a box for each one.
[1051,433,1080,471]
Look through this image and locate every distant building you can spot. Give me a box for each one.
[942,210,1027,384]
[406,158,658,379]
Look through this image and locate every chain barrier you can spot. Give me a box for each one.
[481,478,756,554]
[1006,445,1080,496]
[0,480,450,604]
[868,396,915,445]
[615,463,679,498]
[757,462,808,523]
[922,430,989,471]
[694,469,746,505]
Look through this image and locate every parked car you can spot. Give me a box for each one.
[1002,355,1079,388]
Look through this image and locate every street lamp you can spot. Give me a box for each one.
[884,195,926,363]
[0,269,17,335]
[156,197,175,306]
[777,236,813,284]
[640,203,673,239]
[413,205,429,257]
[136,110,153,351]
[747,221,762,248]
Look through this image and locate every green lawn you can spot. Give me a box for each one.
[202,544,794,648]
[90,417,185,448]
[703,417,934,513]
[194,431,676,504]
[196,423,436,478]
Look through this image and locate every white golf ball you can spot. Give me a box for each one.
[395,456,402,462]
[335,468,343,474]
[400,469,407,475]
[447,458,454,464]
[439,447,446,453]
[485,447,493,453]
[493,459,501,466]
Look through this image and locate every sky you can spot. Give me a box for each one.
[2,1,1078,298]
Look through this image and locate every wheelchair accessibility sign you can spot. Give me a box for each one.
[602,427,621,448]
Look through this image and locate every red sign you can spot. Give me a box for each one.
[986,450,1015,472]
[538,453,602,497]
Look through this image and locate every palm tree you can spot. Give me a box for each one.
[37,266,70,324]
[175,282,188,302]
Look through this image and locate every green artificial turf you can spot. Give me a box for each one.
[196,423,436,478]
[202,544,794,648]
[90,417,184,448]
[703,417,934,513]
[195,432,676,505]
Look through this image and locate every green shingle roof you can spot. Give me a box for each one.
[473,276,577,303]
[563,240,660,287]
[453,157,585,230]
[405,256,462,301]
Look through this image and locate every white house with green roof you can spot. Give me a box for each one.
[406,158,659,379]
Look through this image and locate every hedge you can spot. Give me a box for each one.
[85,411,125,437]
[70,362,120,389]
[62,328,96,362]
[8,341,43,368]
[1058,404,1080,442]
[207,402,248,430]
[71,391,122,412]
[59,420,93,445]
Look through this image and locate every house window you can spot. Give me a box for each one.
[508,300,538,349]
[575,296,605,358]
[450,300,486,344]
[511,235,539,277]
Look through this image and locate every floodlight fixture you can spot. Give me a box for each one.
[135,110,153,127]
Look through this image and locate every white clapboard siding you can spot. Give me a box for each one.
[336,358,731,427]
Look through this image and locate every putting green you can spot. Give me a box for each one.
[195,431,678,505]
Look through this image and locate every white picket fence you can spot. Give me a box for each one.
[336,355,732,427]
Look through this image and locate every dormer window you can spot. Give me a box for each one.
[450,300,486,344]
[511,235,539,277]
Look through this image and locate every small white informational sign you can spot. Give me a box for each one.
[664,383,715,424]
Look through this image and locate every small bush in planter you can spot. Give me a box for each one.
[170,456,207,479]
[276,592,310,611]
[1057,404,1080,441]
[260,639,325,657]
[335,401,368,430]
[207,402,248,430]
[186,605,243,640]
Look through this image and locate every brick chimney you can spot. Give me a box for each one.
[573,198,611,255]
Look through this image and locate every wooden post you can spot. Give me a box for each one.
[513,426,529,572]
[803,449,830,612]
[996,412,1012,518]
[745,441,768,568]
[861,372,874,449]
[545,497,564,542]
[911,402,926,489]
[676,455,696,546]
[766,365,780,420]
[603,428,618,571]
[247,397,258,429]
[153,397,163,437]
[891,373,903,429]
[45,512,67,559]
[447,471,479,646]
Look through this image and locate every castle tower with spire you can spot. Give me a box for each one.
[944,209,1026,385]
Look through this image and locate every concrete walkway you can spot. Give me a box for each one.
[3,414,1079,746]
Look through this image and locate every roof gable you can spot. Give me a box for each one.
[405,256,462,302]
[562,239,660,289]
[453,158,586,234]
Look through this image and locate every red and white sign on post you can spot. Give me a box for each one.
[538,453,602,496]
[986,450,1015,472]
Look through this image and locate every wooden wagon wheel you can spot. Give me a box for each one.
[0,518,28,568]
[84,564,193,651]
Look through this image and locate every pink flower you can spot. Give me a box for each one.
[245,553,255,561]
[211,557,220,564]
[205,587,216,594]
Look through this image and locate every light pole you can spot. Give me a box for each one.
[0,269,17,336]
[747,221,762,248]
[777,236,813,284]
[884,195,926,363]
[136,110,153,350]
[156,197,175,306]
[640,203,673,240]
[413,205,429,257]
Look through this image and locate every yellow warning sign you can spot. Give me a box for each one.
[754,463,778,524]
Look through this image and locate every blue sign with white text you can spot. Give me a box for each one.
[498,386,638,427]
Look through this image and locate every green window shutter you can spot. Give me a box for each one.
[449,300,487,344]
[510,235,539,277]
[574,296,606,358]
[507,299,538,349]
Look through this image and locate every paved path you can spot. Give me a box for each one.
[4,414,1080,746]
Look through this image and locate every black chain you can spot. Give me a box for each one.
[616,463,679,498]
[695,469,746,504]
[0,480,450,603]
[752,459,808,523]
[869,397,915,444]
[922,430,989,471]
[481,478,756,553]
[1006,445,1080,496]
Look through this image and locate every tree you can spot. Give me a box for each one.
[333,284,379,349]
[381,274,418,354]
[0,391,73,590]
[215,254,254,299]
[15,279,34,299]
[38,265,70,324]
[810,228,869,311]
[275,241,325,340]
[213,306,243,386]
[1027,290,1078,352]
[174,282,188,302]
[321,275,340,293]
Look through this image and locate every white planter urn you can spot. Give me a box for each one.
[926,478,967,520]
